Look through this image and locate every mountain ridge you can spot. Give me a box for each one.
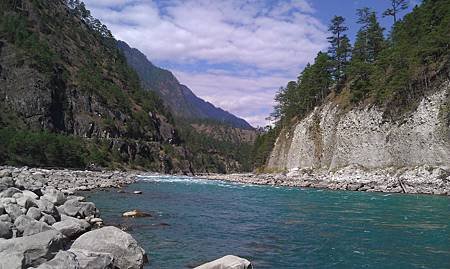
[116,40,253,130]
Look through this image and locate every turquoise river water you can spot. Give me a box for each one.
[87,175,450,269]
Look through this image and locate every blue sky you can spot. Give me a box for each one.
[84,0,418,127]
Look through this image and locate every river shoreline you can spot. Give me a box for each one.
[0,166,149,268]
[200,165,450,196]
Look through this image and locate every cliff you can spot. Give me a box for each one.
[267,81,450,172]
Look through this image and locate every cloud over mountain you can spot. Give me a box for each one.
[84,0,328,126]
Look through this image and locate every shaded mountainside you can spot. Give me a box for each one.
[260,0,450,172]
[0,0,192,172]
[0,0,256,174]
[117,41,253,130]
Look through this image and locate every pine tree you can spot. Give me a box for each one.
[327,16,351,86]
[383,0,409,23]
[352,8,385,63]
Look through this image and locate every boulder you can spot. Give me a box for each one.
[70,249,114,269]
[1,197,17,206]
[15,177,43,192]
[89,217,103,225]
[0,230,65,268]
[27,207,43,220]
[0,187,21,198]
[66,195,86,202]
[0,221,13,239]
[0,214,11,223]
[14,215,54,236]
[0,169,12,178]
[194,255,253,269]
[32,251,79,269]
[5,203,24,221]
[22,190,39,200]
[52,215,90,239]
[42,189,66,206]
[16,195,38,209]
[122,210,151,218]
[37,198,61,221]
[60,199,98,218]
[71,226,147,269]
[0,177,14,191]
[40,213,57,226]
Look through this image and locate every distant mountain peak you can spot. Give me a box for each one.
[117,40,253,130]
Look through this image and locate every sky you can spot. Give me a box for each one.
[83,0,419,127]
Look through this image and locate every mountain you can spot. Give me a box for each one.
[116,41,253,130]
[0,0,257,174]
[0,0,194,173]
[256,0,450,172]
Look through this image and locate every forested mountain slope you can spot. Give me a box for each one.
[117,41,253,130]
[256,0,450,172]
[0,0,193,172]
[0,0,257,174]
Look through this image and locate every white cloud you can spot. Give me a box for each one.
[174,69,289,127]
[83,0,328,126]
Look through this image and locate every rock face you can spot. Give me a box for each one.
[195,255,253,269]
[71,226,147,269]
[268,82,450,172]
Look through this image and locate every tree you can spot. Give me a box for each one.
[383,0,409,23]
[352,8,385,63]
[327,16,351,85]
[348,8,385,102]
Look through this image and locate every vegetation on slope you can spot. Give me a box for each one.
[253,0,450,170]
[0,0,182,170]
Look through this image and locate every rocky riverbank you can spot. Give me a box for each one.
[203,165,450,195]
[0,166,149,268]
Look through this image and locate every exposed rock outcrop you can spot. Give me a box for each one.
[268,82,450,172]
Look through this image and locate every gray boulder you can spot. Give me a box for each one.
[32,251,79,269]
[15,177,43,192]
[22,190,39,200]
[5,203,24,221]
[70,249,114,269]
[0,187,21,198]
[42,189,66,206]
[14,215,54,236]
[0,177,14,191]
[32,250,114,269]
[0,221,13,239]
[52,215,90,239]
[0,214,11,222]
[27,207,43,220]
[71,226,146,269]
[0,169,12,178]
[60,199,98,218]
[195,255,253,269]
[0,230,65,268]
[17,195,38,209]
[37,198,61,221]
[40,213,57,226]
